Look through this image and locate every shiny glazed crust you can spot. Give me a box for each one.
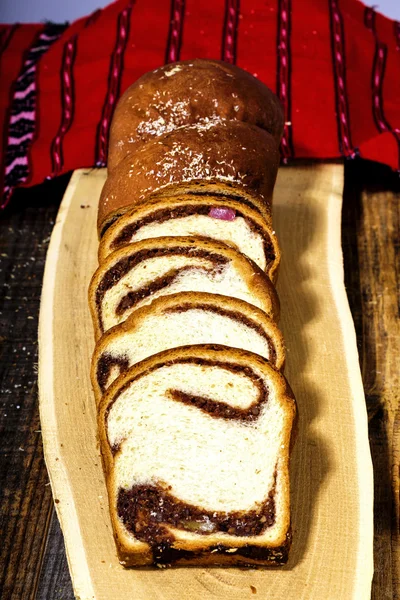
[108,58,284,171]
[97,120,279,235]
[97,345,297,567]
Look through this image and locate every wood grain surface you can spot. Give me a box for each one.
[0,160,398,599]
[37,164,373,599]
[0,176,73,600]
[342,160,400,600]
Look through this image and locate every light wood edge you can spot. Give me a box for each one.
[38,165,374,599]
[326,166,374,597]
[38,169,97,600]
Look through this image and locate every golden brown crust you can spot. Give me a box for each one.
[97,345,296,567]
[98,120,279,235]
[116,535,292,568]
[91,60,292,570]
[90,291,286,405]
[88,236,280,339]
[98,193,280,281]
[108,59,284,172]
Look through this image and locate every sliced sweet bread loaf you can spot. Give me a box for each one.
[91,292,285,404]
[98,194,280,281]
[98,344,297,567]
[108,58,284,171]
[88,236,280,339]
[98,120,279,235]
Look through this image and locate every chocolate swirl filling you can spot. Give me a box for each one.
[96,246,228,332]
[99,192,263,238]
[96,304,277,393]
[117,474,276,564]
[106,357,269,421]
[108,356,284,565]
[115,266,218,318]
[109,359,268,454]
[167,303,277,364]
[97,354,130,394]
[109,203,276,268]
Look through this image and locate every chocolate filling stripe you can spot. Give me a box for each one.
[112,204,249,243]
[111,369,266,455]
[109,203,276,267]
[96,247,228,329]
[97,246,226,301]
[99,192,264,238]
[117,474,276,563]
[169,388,265,421]
[97,354,130,393]
[115,265,220,318]
[184,189,264,209]
[107,357,268,421]
[166,303,277,364]
[97,304,277,392]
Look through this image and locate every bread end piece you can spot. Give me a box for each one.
[98,345,296,568]
[115,530,292,568]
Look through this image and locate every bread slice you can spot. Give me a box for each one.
[91,291,285,404]
[98,194,280,281]
[98,120,279,235]
[108,58,284,171]
[89,236,280,339]
[98,344,297,567]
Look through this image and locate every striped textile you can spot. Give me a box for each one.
[0,0,399,205]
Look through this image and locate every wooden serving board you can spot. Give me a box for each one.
[38,164,374,600]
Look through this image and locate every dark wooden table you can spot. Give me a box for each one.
[0,160,399,599]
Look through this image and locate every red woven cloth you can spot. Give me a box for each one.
[1,0,399,206]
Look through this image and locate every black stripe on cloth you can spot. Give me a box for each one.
[50,36,78,175]
[12,69,35,90]
[0,24,19,57]
[165,0,186,64]
[10,92,35,114]
[5,140,31,166]
[394,21,400,50]
[328,0,358,158]
[3,165,27,184]
[95,1,135,168]
[221,0,240,64]
[50,10,102,176]
[1,22,68,209]
[8,119,35,137]
[276,0,294,161]
[364,6,400,169]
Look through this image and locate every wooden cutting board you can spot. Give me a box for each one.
[38,164,374,600]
